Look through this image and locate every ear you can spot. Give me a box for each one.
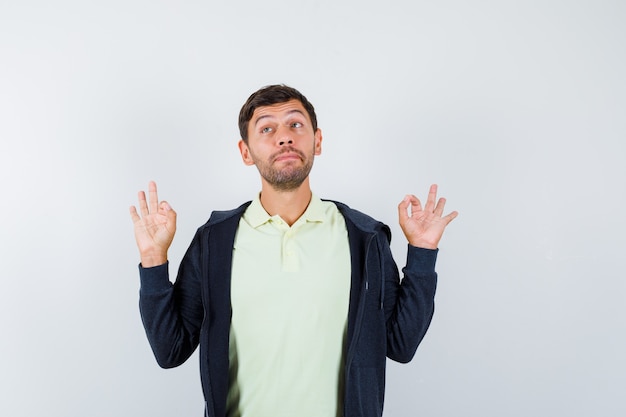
[314,128,323,156]
[238,140,255,166]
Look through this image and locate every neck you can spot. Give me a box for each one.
[259,178,312,226]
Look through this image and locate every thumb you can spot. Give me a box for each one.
[160,201,177,223]
[159,200,173,211]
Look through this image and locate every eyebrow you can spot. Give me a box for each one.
[254,109,306,126]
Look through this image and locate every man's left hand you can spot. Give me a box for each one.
[398,184,458,249]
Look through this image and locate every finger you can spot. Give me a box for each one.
[164,203,177,230]
[409,195,422,215]
[442,210,459,225]
[424,184,438,213]
[148,181,158,214]
[159,200,172,213]
[138,190,149,217]
[397,195,410,225]
[129,205,140,223]
[434,197,446,217]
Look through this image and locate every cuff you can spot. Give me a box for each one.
[405,245,438,273]
[138,261,172,293]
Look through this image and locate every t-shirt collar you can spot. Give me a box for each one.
[245,193,326,228]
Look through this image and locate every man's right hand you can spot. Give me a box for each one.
[129,181,177,267]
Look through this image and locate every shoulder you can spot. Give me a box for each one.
[325,199,392,242]
[197,201,252,231]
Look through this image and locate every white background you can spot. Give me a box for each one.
[1,1,624,416]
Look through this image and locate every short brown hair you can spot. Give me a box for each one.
[238,84,318,143]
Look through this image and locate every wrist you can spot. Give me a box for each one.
[140,252,168,268]
[408,239,438,250]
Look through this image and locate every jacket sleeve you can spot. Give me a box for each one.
[383,238,438,363]
[138,230,205,368]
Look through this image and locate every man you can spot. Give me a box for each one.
[130,85,458,417]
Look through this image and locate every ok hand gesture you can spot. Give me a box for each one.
[129,181,177,267]
[398,184,458,250]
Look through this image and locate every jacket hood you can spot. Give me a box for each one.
[202,199,391,242]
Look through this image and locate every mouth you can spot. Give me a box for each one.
[272,149,304,163]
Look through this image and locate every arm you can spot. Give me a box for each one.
[130,182,203,368]
[385,184,457,362]
[138,234,204,368]
[384,243,438,363]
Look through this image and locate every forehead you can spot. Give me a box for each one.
[252,99,310,123]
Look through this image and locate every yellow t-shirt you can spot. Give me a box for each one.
[227,194,351,417]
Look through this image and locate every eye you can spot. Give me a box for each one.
[261,126,273,134]
[291,122,303,128]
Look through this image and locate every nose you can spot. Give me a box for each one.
[277,126,293,146]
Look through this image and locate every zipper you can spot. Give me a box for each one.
[201,227,216,417]
[343,232,376,415]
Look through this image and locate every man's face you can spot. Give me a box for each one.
[238,99,322,192]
